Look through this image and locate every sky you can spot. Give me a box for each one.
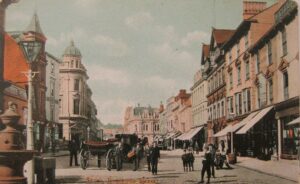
[5,0,276,125]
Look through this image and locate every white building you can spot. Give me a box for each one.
[45,52,61,150]
[59,40,90,141]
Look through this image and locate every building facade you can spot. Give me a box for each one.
[205,28,235,144]
[248,0,299,159]
[59,40,90,142]
[45,52,61,151]
[123,104,160,144]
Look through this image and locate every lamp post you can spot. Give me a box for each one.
[87,126,90,141]
[19,40,42,184]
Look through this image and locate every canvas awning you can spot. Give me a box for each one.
[176,126,203,141]
[213,125,232,137]
[231,111,259,132]
[165,132,181,139]
[236,106,273,134]
[287,117,300,126]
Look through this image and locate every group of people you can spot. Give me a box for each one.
[181,148,195,172]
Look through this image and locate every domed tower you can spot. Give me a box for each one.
[59,40,89,141]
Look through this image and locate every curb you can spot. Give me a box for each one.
[235,163,298,183]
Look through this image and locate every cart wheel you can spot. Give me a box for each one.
[106,149,113,171]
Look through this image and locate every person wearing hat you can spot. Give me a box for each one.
[188,148,195,171]
[200,145,212,183]
[144,143,151,172]
[181,149,188,172]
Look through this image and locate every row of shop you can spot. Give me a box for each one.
[154,97,299,160]
[154,126,206,151]
[212,97,299,160]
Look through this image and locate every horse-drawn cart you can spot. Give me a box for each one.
[79,134,146,171]
[79,139,116,170]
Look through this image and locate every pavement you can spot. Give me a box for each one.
[236,156,299,182]
[52,149,298,183]
[42,150,69,157]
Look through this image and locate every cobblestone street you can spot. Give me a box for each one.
[55,150,297,184]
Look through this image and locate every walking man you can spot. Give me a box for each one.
[200,146,212,183]
[208,144,216,178]
[181,149,188,172]
[68,139,79,166]
[188,148,195,171]
[144,143,151,172]
[150,142,160,175]
[115,142,123,171]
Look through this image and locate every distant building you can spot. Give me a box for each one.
[191,44,209,128]
[123,104,160,144]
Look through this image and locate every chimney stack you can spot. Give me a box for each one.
[243,1,267,20]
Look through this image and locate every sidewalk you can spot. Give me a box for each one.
[42,150,69,157]
[236,156,299,182]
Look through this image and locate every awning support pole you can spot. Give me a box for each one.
[277,118,282,160]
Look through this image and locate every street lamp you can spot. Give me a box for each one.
[87,126,90,141]
[19,40,42,184]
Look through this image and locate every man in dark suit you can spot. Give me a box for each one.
[69,139,79,166]
[150,142,160,175]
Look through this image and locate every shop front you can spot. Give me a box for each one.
[281,116,299,158]
[176,126,204,150]
[236,106,277,160]
[275,97,299,160]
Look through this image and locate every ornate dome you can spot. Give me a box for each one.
[63,40,81,57]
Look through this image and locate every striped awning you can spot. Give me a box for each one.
[236,106,273,134]
[176,126,203,141]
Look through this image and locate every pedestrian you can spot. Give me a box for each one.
[135,143,142,170]
[68,139,79,167]
[181,149,188,172]
[150,142,160,175]
[220,140,231,169]
[208,144,216,178]
[144,143,152,172]
[188,148,195,171]
[199,145,212,183]
[115,142,123,171]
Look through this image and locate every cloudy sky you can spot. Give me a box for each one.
[6,0,276,125]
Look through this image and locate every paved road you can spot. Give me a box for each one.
[55,150,296,184]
